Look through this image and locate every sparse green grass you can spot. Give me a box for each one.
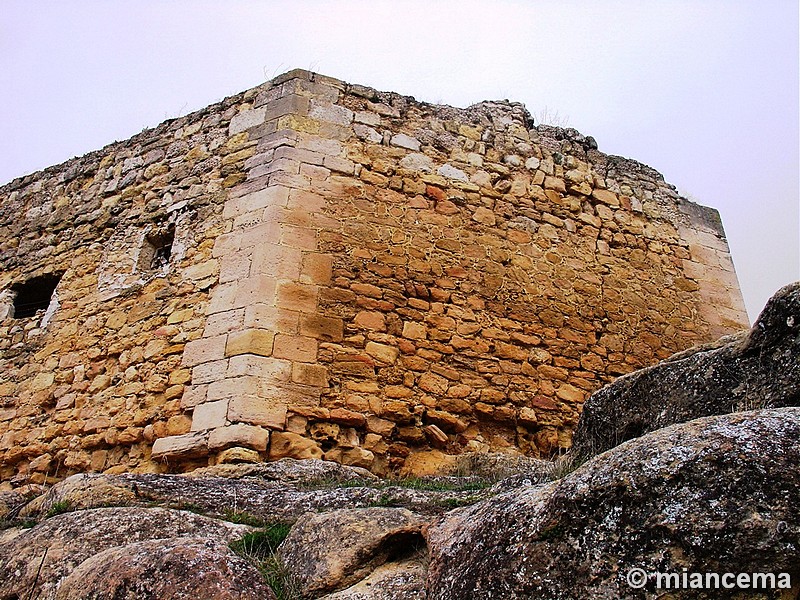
[45,500,72,518]
[223,509,266,527]
[230,523,299,600]
[303,475,492,493]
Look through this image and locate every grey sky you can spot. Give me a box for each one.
[1,1,797,322]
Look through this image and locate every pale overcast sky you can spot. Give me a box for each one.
[1,1,797,321]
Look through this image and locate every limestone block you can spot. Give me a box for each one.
[227,354,292,381]
[244,304,301,333]
[151,431,208,459]
[228,396,287,429]
[402,321,427,340]
[300,253,334,286]
[272,334,318,362]
[280,224,318,251]
[191,399,229,431]
[225,329,275,358]
[365,342,399,365]
[299,314,343,342]
[437,164,468,182]
[251,242,302,280]
[215,446,262,464]
[354,311,386,332]
[390,134,421,151]
[222,186,290,219]
[324,446,375,469]
[181,335,228,367]
[208,424,269,451]
[229,107,267,135]
[207,375,266,401]
[269,431,323,460]
[291,363,329,387]
[276,281,319,313]
[309,100,354,126]
[233,275,277,309]
[180,384,208,409]
[192,359,230,385]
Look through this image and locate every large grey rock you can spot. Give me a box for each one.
[54,537,275,600]
[278,507,427,597]
[0,506,251,600]
[572,282,800,456]
[20,460,479,523]
[319,558,427,600]
[426,408,800,599]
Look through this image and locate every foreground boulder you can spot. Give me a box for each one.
[0,507,253,600]
[426,408,800,599]
[572,282,800,456]
[54,537,275,600]
[278,507,426,597]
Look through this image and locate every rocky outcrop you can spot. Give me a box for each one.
[18,460,483,523]
[278,507,426,597]
[572,281,800,456]
[426,408,800,599]
[1,287,797,600]
[54,537,275,600]
[0,507,254,600]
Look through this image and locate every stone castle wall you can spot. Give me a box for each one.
[0,70,748,485]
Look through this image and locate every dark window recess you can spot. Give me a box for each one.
[13,273,61,319]
[139,225,175,271]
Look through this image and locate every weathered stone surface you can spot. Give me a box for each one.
[17,460,484,523]
[279,507,427,597]
[0,68,748,483]
[319,557,427,600]
[0,507,251,600]
[55,537,275,600]
[426,408,800,599]
[573,282,799,457]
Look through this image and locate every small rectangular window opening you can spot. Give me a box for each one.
[12,273,62,319]
[139,225,175,272]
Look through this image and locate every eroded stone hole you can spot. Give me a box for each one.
[139,224,175,271]
[12,273,62,319]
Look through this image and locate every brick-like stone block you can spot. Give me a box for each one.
[280,224,317,250]
[208,424,269,451]
[301,253,334,285]
[227,354,292,380]
[228,396,287,429]
[233,275,277,309]
[402,321,427,340]
[229,106,267,135]
[276,281,319,313]
[207,375,262,401]
[288,189,326,212]
[250,243,302,279]
[354,310,386,331]
[203,309,246,337]
[151,431,208,459]
[299,314,343,342]
[272,334,318,362]
[365,341,400,365]
[181,335,228,367]
[222,186,290,219]
[244,304,300,333]
[192,359,230,385]
[180,384,208,409]
[191,399,229,431]
[262,93,310,122]
[226,329,275,358]
[291,363,329,387]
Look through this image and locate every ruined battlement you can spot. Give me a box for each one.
[0,69,748,485]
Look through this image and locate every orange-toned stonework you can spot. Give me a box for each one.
[0,70,747,485]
